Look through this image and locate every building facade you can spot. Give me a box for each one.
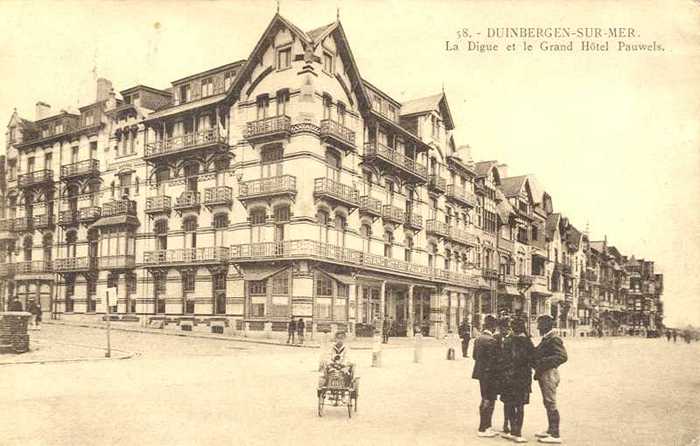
[0,13,664,338]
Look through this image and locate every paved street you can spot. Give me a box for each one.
[1,326,698,446]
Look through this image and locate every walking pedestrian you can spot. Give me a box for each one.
[382,316,390,344]
[35,301,42,330]
[500,317,535,443]
[665,330,671,342]
[8,296,23,312]
[472,315,499,438]
[458,319,471,358]
[296,318,305,345]
[672,330,677,343]
[533,315,568,444]
[286,316,296,345]
[495,316,513,436]
[27,299,39,328]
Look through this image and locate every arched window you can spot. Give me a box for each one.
[322,94,333,120]
[445,248,452,270]
[334,214,346,247]
[325,148,341,181]
[250,209,266,225]
[213,213,229,229]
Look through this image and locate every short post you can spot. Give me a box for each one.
[372,330,382,367]
[104,290,112,358]
[414,331,423,363]
[318,329,329,369]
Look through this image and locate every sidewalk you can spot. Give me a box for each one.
[0,335,134,366]
[44,318,445,350]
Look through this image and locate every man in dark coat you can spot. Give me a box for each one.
[494,316,513,436]
[533,315,568,444]
[382,316,391,344]
[458,319,471,357]
[500,317,535,443]
[472,315,499,437]
[8,297,23,312]
[286,316,296,345]
[296,318,305,345]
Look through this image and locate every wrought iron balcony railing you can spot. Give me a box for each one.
[426,219,449,237]
[429,174,447,193]
[12,217,32,232]
[239,175,297,201]
[382,205,405,224]
[448,226,477,246]
[33,214,54,229]
[446,184,477,207]
[60,159,100,180]
[363,142,428,182]
[54,257,93,272]
[102,200,136,217]
[319,119,356,150]
[404,211,423,230]
[482,268,500,280]
[519,275,535,286]
[145,196,172,214]
[174,191,200,210]
[244,115,291,143]
[98,255,135,270]
[314,178,360,208]
[79,206,102,223]
[18,169,53,188]
[359,196,382,216]
[58,210,78,226]
[204,186,233,206]
[0,219,14,232]
[145,128,227,158]
[15,260,52,274]
[143,247,229,265]
[0,263,14,277]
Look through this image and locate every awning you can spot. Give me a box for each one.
[241,265,288,281]
[319,268,355,285]
[145,94,226,121]
[90,215,140,228]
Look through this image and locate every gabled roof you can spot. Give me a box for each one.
[495,188,515,223]
[400,92,454,130]
[590,241,605,253]
[566,226,583,250]
[500,175,529,198]
[306,22,336,42]
[120,85,172,97]
[474,160,499,179]
[546,213,561,240]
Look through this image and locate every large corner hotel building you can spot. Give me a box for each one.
[0,14,664,338]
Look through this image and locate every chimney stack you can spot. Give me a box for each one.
[35,101,51,120]
[96,78,113,102]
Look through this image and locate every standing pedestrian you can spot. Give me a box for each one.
[27,299,39,328]
[9,296,23,312]
[533,315,568,444]
[665,330,671,342]
[495,316,513,436]
[472,315,499,437]
[382,316,390,344]
[458,319,471,358]
[296,318,305,345]
[286,316,296,345]
[35,301,42,330]
[500,317,535,443]
[672,330,677,343]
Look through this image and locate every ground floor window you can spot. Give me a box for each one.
[215,292,226,315]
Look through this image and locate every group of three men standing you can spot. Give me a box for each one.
[471,314,568,444]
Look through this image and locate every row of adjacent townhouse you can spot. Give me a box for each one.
[0,13,663,338]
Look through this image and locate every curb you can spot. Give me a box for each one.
[0,339,137,366]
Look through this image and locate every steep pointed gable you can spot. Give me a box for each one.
[325,21,370,112]
[400,92,454,130]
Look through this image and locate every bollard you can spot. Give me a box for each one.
[372,331,382,367]
[414,332,423,363]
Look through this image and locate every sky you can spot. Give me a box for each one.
[0,0,698,327]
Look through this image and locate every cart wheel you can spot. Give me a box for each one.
[318,393,325,417]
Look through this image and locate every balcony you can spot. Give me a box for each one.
[174,191,201,212]
[0,263,14,278]
[143,247,230,266]
[363,142,428,183]
[54,257,93,272]
[446,184,477,208]
[239,175,297,204]
[499,237,514,252]
[60,159,100,180]
[320,119,356,151]
[204,186,233,207]
[12,217,32,232]
[448,226,477,246]
[359,196,382,218]
[404,211,423,230]
[382,205,405,225]
[426,219,449,238]
[499,274,519,286]
[555,262,572,276]
[32,214,54,230]
[145,196,172,215]
[482,268,500,280]
[428,175,447,193]
[314,178,360,209]
[18,169,53,188]
[102,200,136,217]
[519,275,535,286]
[79,206,101,223]
[0,220,15,240]
[97,255,135,270]
[145,128,227,160]
[15,260,52,275]
[228,239,480,287]
[58,210,78,227]
[244,115,291,144]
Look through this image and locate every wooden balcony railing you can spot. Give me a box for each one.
[12,217,32,232]
[382,205,405,224]
[98,255,135,270]
[245,115,291,143]
[145,128,227,158]
[79,206,102,222]
[143,247,229,265]
[239,175,296,200]
[426,219,449,237]
[314,178,360,208]
[54,257,93,272]
[18,169,53,188]
[363,142,428,182]
[404,211,423,230]
[204,186,233,206]
[446,184,477,207]
[58,210,78,226]
[319,119,356,149]
[33,214,54,229]
[429,175,447,193]
[359,196,382,216]
[60,159,100,179]
[15,260,52,274]
[228,239,479,287]
[174,191,200,210]
[448,226,477,246]
[145,196,172,214]
[102,200,136,217]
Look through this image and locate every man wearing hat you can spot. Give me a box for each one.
[318,331,354,387]
[472,314,499,437]
[533,315,568,444]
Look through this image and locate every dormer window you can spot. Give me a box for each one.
[277,47,291,70]
[55,123,63,134]
[201,78,214,98]
[84,111,94,126]
[179,84,191,104]
[323,51,334,74]
[41,127,50,138]
[224,71,235,90]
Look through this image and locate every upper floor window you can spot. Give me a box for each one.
[256,95,269,120]
[201,78,214,98]
[179,84,191,104]
[213,272,227,291]
[323,94,332,120]
[84,111,94,127]
[274,206,290,222]
[41,127,50,138]
[276,90,289,116]
[337,102,346,125]
[224,71,236,90]
[55,123,63,134]
[325,148,341,170]
[261,146,283,163]
[531,226,538,241]
[316,275,333,297]
[250,210,266,225]
[277,47,291,70]
[213,213,229,228]
[182,270,196,292]
[323,52,334,74]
